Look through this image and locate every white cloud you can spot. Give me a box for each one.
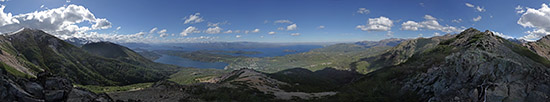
[386,31,393,37]
[424,15,436,20]
[236,35,241,38]
[274,20,293,24]
[465,3,485,12]
[180,26,200,36]
[452,19,463,23]
[433,32,440,36]
[205,26,222,34]
[517,3,550,41]
[357,8,370,14]
[0,4,112,36]
[224,30,233,33]
[465,3,475,8]
[207,21,228,27]
[400,15,463,33]
[492,31,513,39]
[183,13,204,24]
[287,24,297,31]
[157,29,167,34]
[356,16,393,31]
[277,27,284,30]
[149,27,158,34]
[252,28,260,33]
[92,18,112,29]
[418,34,423,37]
[268,31,276,35]
[473,15,482,22]
[159,33,168,37]
[290,33,300,36]
[516,5,525,14]
[318,25,325,29]
[116,26,121,30]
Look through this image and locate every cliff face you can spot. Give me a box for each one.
[525,35,550,61]
[334,28,550,102]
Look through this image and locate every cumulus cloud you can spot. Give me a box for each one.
[400,15,463,33]
[516,5,525,14]
[274,20,293,24]
[473,15,482,22]
[465,3,485,12]
[205,26,222,34]
[452,19,463,23]
[183,13,204,24]
[159,33,168,37]
[180,26,200,36]
[268,31,276,35]
[357,8,370,14]
[0,4,113,37]
[116,26,121,30]
[207,21,228,27]
[356,16,393,31]
[157,29,167,34]
[290,33,300,36]
[492,31,513,39]
[235,35,241,38]
[433,32,440,36]
[224,30,233,33]
[517,3,550,41]
[149,27,158,34]
[252,28,260,33]
[277,27,284,30]
[287,24,297,31]
[318,25,325,29]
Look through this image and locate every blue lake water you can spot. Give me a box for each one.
[141,44,324,69]
[153,54,228,69]
[212,45,323,57]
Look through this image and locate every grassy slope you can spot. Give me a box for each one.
[7,29,176,85]
[167,68,228,85]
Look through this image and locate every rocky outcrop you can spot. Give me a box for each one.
[0,69,113,102]
[525,35,550,61]
[353,34,456,72]
[400,28,550,101]
[336,28,550,102]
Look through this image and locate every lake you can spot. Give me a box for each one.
[154,54,229,69]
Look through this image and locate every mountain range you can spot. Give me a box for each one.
[2,28,550,101]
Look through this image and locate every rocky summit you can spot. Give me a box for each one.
[329,28,550,101]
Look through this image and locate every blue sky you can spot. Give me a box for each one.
[0,0,548,43]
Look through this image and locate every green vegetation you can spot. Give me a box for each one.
[168,68,228,85]
[0,61,33,78]
[502,37,550,67]
[227,44,393,73]
[136,50,162,60]
[185,84,278,102]
[6,29,180,86]
[75,82,153,93]
[268,68,361,93]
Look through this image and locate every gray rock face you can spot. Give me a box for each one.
[0,71,113,102]
[399,28,550,101]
